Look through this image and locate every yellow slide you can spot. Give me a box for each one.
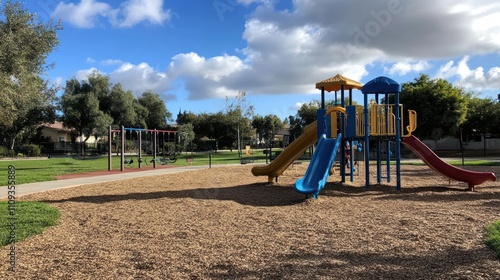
[251,121,318,182]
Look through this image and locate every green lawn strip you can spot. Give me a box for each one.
[0,201,60,247]
[0,157,123,185]
[485,221,500,258]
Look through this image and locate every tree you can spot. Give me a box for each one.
[460,97,498,154]
[263,114,284,146]
[107,84,138,127]
[225,90,254,157]
[251,115,266,145]
[0,1,60,149]
[252,114,284,147]
[176,110,199,126]
[289,100,320,142]
[137,91,172,129]
[178,123,195,154]
[59,78,113,154]
[399,74,469,140]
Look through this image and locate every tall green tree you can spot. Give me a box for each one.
[400,74,469,140]
[252,114,284,146]
[460,97,499,154]
[137,91,172,129]
[59,78,113,154]
[107,84,138,127]
[178,123,195,154]
[251,115,266,144]
[263,114,284,146]
[289,100,320,142]
[0,1,60,148]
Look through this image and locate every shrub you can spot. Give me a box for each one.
[20,144,42,157]
[0,146,8,157]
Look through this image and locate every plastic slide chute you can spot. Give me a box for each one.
[295,133,342,198]
[251,121,318,182]
[402,135,496,190]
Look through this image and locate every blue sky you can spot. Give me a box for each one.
[23,0,500,123]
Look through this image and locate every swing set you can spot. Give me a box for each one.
[107,126,177,171]
[150,130,178,165]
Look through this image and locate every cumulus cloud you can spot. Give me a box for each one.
[166,52,249,100]
[71,0,500,102]
[110,0,172,28]
[52,0,112,28]
[51,0,172,28]
[436,56,500,90]
[385,61,431,76]
[108,62,171,97]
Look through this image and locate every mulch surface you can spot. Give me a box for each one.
[54,164,176,180]
[2,164,500,279]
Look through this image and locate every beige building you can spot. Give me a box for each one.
[40,122,99,147]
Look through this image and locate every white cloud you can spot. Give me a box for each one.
[386,61,431,76]
[74,67,102,80]
[70,0,500,103]
[51,0,172,28]
[109,62,171,97]
[436,56,500,90]
[52,0,112,28]
[111,0,172,28]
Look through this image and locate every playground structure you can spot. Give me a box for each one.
[107,126,177,171]
[252,74,496,198]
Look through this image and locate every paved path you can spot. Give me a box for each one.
[1,165,213,199]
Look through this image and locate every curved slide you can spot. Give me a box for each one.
[251,121,318,182]
[402,135,496,190]
[295,134,342,198]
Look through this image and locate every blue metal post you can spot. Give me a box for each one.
[385,94,391,183]
[321,87,325,109]
[395,91,402,190]
[364,92,370,188]
[340,85,346,183]
[375,94,381,184]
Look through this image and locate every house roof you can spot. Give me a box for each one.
[40,121,72,133]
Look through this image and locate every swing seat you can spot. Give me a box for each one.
[168,157,177,163]
[124,159,134,165]
[158,158,170,165]
[240,158,254,164]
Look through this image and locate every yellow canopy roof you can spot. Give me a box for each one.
[315,74,363,92]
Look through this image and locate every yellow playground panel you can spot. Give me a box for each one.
[352,104,417,137]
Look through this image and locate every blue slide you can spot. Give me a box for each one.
[295,133,342,198]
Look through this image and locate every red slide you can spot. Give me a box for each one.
[402,135,496,190]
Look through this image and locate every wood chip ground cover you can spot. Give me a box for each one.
[2,164,500,279]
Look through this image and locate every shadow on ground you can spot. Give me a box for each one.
[203,245,497,279]
[40,182,306,207]
[321,181,500,204]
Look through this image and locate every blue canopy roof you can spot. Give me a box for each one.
[361,76,401,94]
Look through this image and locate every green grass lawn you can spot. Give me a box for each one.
[485,221,500,258]
[0,150,281,185]
[0,201,60,247]
[0,157,122,185]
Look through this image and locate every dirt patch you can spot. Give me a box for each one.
[2,164,500,279]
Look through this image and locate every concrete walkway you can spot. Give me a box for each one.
[2,165,213,199]
[3,156,498,199]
